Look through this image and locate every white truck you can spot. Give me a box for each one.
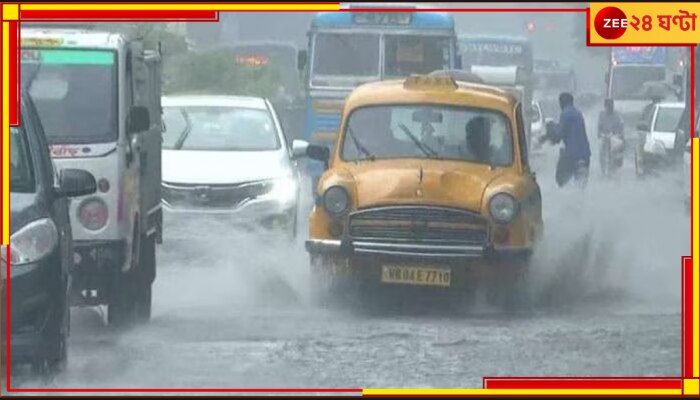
[21,26,163,326]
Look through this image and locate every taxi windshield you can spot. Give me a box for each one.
[341,104,513,166]
[162,106,281,151]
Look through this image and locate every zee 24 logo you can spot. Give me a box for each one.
[594,6,697,40]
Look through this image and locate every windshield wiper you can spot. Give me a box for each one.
[173,109,192,150]
[398,123,439,158]
[346,125,374,161]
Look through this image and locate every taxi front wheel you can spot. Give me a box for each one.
[309,255,352,307]
[484,256,532,312]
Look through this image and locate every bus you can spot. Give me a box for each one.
[300,5,461,185]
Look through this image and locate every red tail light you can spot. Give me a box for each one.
[78,198,109,231]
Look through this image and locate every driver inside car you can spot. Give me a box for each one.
[464,115,493,164]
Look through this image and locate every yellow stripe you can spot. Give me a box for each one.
[312,132,337,142]
[313,100,344,114]
[2,22,9,245]
[693,136,699,378]
[20,4,339,11]
[362,389,682,395]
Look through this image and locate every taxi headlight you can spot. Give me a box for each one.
[2,219,58,266]
[323,186,350,217]
[489,193,518,224]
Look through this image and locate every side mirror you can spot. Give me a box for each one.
[291,139,310,159]
[297,49,308,71]
[307,144,330,168]
[57,169,96,198]
[637,123,649,131]
[127,105,150,135]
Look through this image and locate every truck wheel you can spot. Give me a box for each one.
[134,233,156,323]
[108,228,140,327]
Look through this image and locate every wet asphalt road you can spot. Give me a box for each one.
[2,113,688,393]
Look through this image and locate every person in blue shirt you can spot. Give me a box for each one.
[538,92,592,188]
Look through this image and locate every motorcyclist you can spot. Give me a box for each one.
[597,98,625,173]
[539,92,592,188]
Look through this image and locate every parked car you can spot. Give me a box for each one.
[305,75,543,309]
[635,102,685,176]
[2,96,96,374]
[160,95,309,240]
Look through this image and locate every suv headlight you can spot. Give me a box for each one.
[268,177,298,204]
[323,186,350,217]
[489,193,518,224]
[2,218,58,266]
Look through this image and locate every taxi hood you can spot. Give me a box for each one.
[334,159,512,212]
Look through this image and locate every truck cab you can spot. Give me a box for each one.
[20,26,163,326]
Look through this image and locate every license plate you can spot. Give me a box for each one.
[381,265,451,287]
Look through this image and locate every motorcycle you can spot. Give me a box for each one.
[599,130,625,177]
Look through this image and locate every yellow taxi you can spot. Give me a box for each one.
[303,75,543,307]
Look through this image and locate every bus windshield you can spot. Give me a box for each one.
[21,49,118,145]
[311,32,380,82]
[311,32,454,86]
[384,35,451,77]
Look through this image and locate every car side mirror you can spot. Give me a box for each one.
[291,139,310,159]
[637,123,649,131]
[127,105,150,135]
[297,49,308,71]
[307,144,330,168]
[57,168,96,198]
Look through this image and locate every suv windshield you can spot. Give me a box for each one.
[341,104,513,166]
[21,49,118,144]
[162,106,281,151]
[10,126,35,193]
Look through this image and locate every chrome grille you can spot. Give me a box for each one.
[162,181,273,208]
[348,206,488,245]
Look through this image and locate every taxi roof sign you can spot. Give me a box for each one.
[403,75,458,91]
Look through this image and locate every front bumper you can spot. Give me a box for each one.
[1,252,63,362]
[305,239,531,261]
[163,197,296,230]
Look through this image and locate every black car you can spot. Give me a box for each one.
[1,96,96,374]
